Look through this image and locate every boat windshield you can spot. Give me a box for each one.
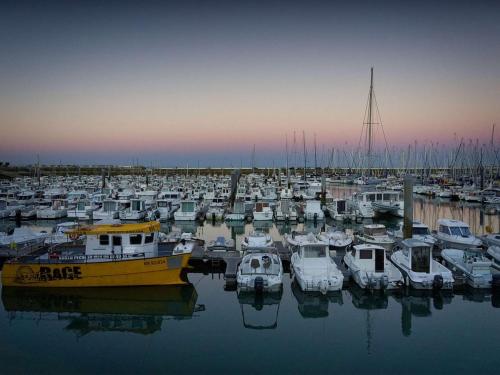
[303,245,327,258]
[158,201,169,207]
[413,227,430,235]
[411,246,431,273]
[367,227,386,236]
[460,227,471,236]
[449,227,462,236]
[472,266,491,275]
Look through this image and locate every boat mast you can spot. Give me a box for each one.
[367,67,374,174]
[302,131,307,181]
[285,134,290,187]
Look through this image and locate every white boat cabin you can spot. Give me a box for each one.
[349,245,386,273]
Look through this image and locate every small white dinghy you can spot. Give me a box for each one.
[290,234,344,294]
[441,248,495,289]
[391,239,454,290]
[344,244,403,290]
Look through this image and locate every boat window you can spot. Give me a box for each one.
[145,233,154,244]
[368,194,376,202]
[411,246,430,273]
[460,227,471,236]
[99,235,109,245]
[359,249,373,259]
[439,225,450,235]
[303,245,326,258]
[413,227,430,235]
[377,193,383,200]
[130,234,142,245]
[449,227,462,236]
[112,236,122,246]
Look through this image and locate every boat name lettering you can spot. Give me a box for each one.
[39,266,82,281]
[144,259,165,266]
[15,266,82,283]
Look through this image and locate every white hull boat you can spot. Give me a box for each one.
[237,249,283,292]
[441,248,494,289]
[391,239,454,290]
[344,244,403,290]
[290,235,344,294]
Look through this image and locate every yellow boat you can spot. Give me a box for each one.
[1,222,191,287]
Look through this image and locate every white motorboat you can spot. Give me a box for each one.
[303,200,324,221]
[284,231,317,251]
[207,236,235,251]
[45,222,82,245]
[486,246,500,271]
[0,227,48,250]
[93,200,121,221]
[36,199,68,219]
[67,200,99,220]
[390,221,437,247]
[252,202,273,221]
[326,198,355,222]
[481,233,500,248]
[441,248,494,289]
[344,244,403,290]
[434,219,482,250]
[174,200,199,221]
[391,239,454,290]
[156,199,176,222]
[241,232,273,250]
[274,199,298,222]
[237,248,283,292]
[290,235,344,294]
[355,224,395,252]
[318,226,353,251]
[370,191,404,217]
[225,199,246,221]
[172,234,197,255]
[119,199,147,221]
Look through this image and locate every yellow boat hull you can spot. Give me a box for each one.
[1,254,191,287]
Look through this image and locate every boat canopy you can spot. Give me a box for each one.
[68,222,160,236]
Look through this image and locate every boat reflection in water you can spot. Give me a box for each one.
[349,286,389,310]
[291,281,343,318]
[2,284,204,337]
[391,290,453,337]
[237,290,282,329]
[455,288,500,308]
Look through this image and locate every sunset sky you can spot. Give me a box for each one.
[0,0,498,166]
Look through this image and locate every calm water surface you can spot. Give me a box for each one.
[1,190,499,374]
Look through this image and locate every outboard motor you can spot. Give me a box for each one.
[380,274,389,289]
[367,276,377,290]
[492,274,500,290]
[254,276,264,294]
[433,274,444,290]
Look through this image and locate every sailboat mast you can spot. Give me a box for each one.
[302,131,307,181]
[367,67,374,171]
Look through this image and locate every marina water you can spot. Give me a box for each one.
[0,187,499,374]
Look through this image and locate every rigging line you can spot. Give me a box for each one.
[373,91,394,169]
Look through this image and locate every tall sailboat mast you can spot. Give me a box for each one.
[367,67,374,172]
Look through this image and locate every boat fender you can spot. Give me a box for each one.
[433,274,444,290]
[492,274,500,289]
